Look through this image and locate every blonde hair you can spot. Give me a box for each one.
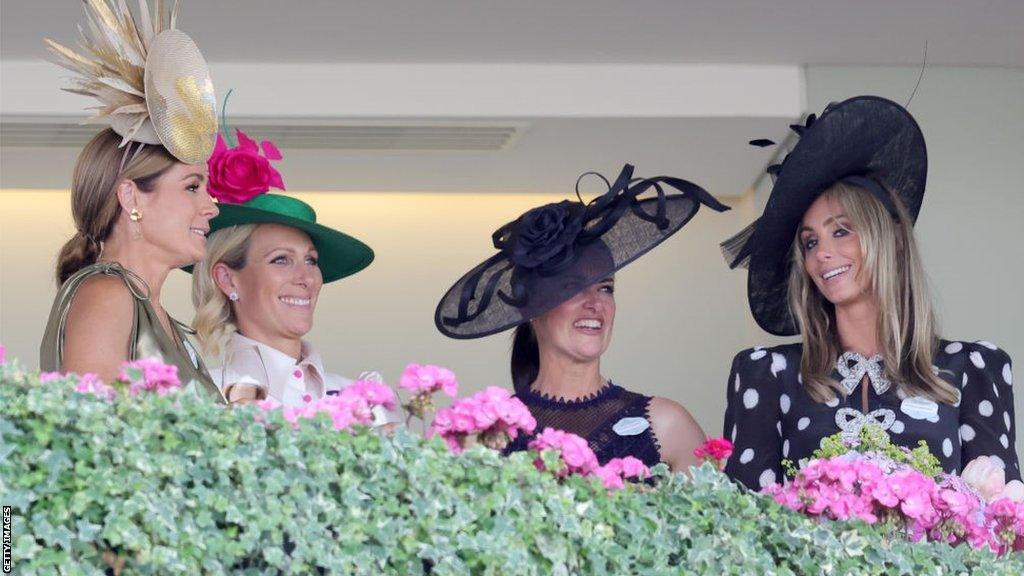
[191,224,258,357]
[56,128,178,285]
[787,180,958,404]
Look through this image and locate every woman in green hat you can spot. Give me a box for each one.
[191,130,377,408]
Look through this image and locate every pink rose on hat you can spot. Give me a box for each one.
[207,129,285,204]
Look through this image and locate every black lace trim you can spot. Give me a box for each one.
[643,397,664,462]
[518,381,621,409]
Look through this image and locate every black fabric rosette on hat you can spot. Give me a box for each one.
[721,95,928,337]
[436,164,730,339]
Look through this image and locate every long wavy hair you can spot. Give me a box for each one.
[788,181,958,404]
[191,224,258,357]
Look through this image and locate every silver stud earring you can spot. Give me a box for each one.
[228,291,239,302]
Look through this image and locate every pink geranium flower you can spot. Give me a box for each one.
[119,358,182,397]
[693,437,733,466]
[594,465,626,490]
[73,373,116,401]
[256,379,396,432]
[593,456,652,491]
[762,450,1024,554]
[528,428,599,476]
[399,363,458,397]
[428,386,535,453]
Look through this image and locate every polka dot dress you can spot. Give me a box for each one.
[722,340,1019,490]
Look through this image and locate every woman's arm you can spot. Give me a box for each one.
[61,275,134,382]
[722,349,784,490]
[649,396,706,473]
[958,342,1019,481]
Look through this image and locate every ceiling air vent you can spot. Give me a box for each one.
[0,116,524,151]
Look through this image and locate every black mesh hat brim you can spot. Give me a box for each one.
[435,195,702,339]
[746,96,927,336]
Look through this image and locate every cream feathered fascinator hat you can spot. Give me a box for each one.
[45,0,218,164]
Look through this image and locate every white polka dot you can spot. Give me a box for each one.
[970,351,985,369]
[770,353,787,377]
[743,389,759,409]
[750,349,767,360]
[783,439,790,458]
[962,373,968,388]
[758,469,777,488]
[770,352,786,375]
[979,400,993,417]
[797,373,803,385]
[780,394,791,414]
[825,396,840,408]
[1000,434,1009,449]
[977,341,998,350]
[1005,412,1012,432]
[960,424,976,442]
[992,384,1000,399]
[731,424,737,442]
[776,421,782,436]
[890,420,905,434]
[942,438,953,458]
[734,373,741,393]
[798,417,810,431]
[740,448,755,464]
[945,342,963,354]
[990,455,1006,470]
[1003,364,1013,386]
[926,413,940,424]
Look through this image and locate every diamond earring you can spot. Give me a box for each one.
[228,291,239,302]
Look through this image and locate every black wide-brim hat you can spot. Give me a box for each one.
[723,95,927,336]
[435,164,730,339]
[188,193,374,283]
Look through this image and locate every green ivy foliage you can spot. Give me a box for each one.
[1,364,1021,575]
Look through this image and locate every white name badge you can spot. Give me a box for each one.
[901,396,939,422]
[613,417,650,436]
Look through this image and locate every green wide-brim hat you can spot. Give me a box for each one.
[200,193,374,283]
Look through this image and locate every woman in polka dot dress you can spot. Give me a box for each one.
[719,96,1018,490]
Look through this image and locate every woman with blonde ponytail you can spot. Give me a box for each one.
[39,0,224,399]
[190,130,378,410]
[720,96,1018,492]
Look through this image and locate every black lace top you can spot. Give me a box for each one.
[723,340,1019,490]
[506,382,662,467]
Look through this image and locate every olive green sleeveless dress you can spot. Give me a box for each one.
[40,262,225,403]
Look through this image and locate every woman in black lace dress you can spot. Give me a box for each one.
[435,164,730,471]
[720,96,1018,490]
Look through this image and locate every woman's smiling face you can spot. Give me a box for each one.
[232,223,323,344]
[798,194,871,308]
